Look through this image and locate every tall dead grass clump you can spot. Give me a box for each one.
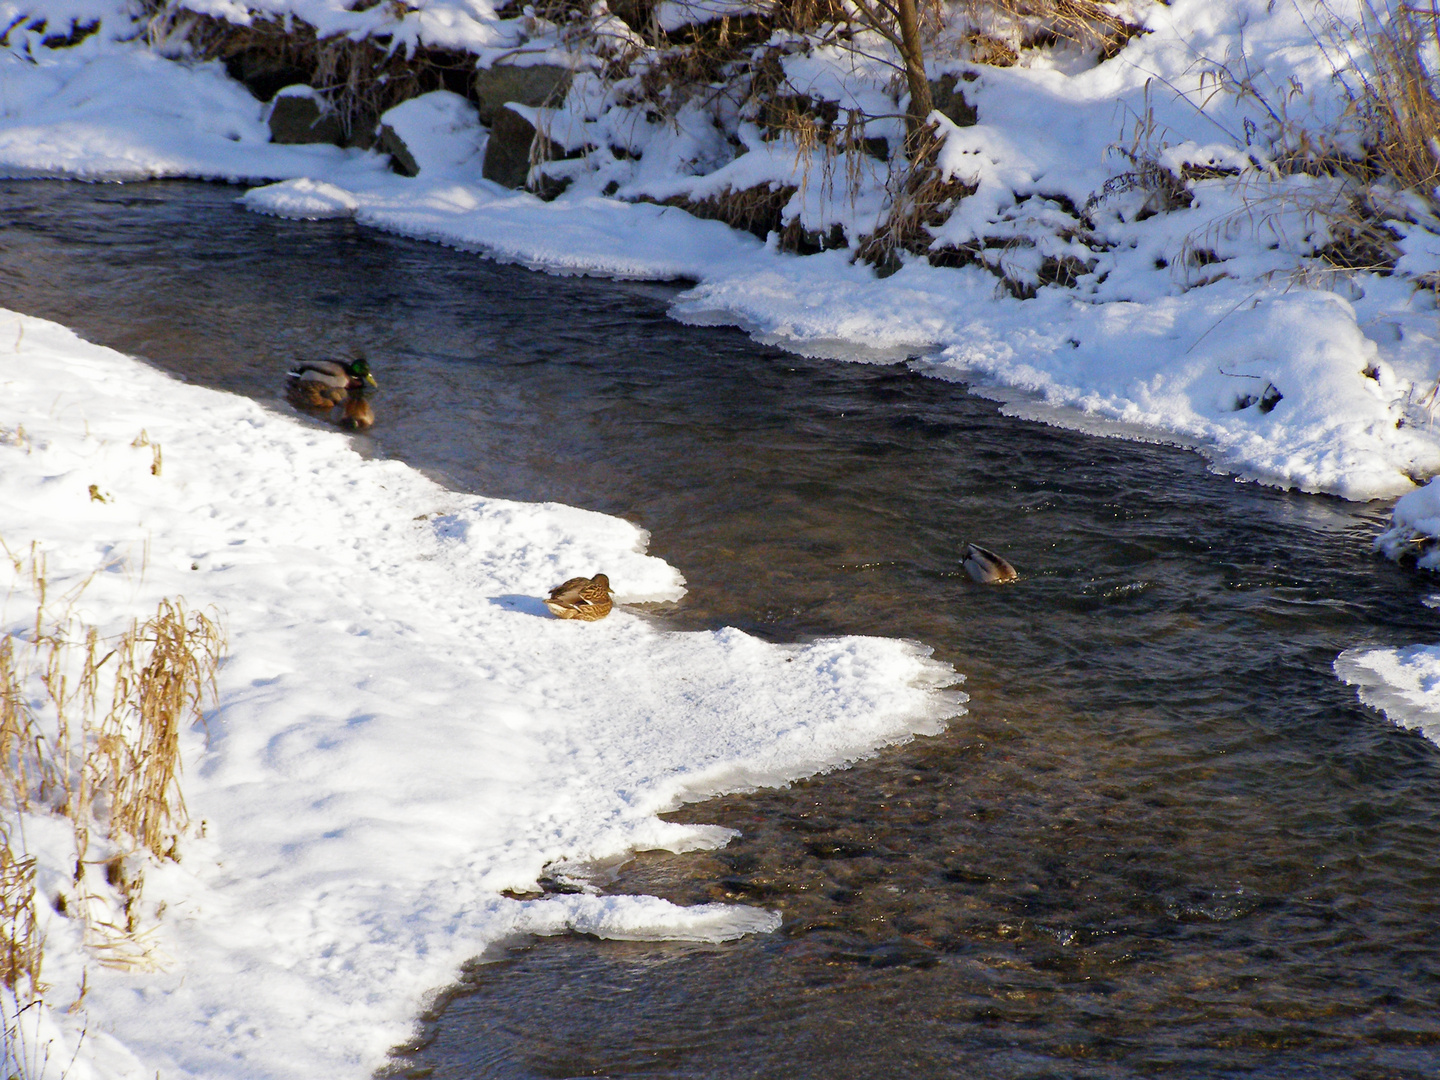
[1347,0,1440,199]
[855,121,979,271]
[1208,2,1440,194]
[963,0,1144,57]
[0,831,39,996]
[1191,2,1439,279]
[141,2,476,141]
[1,552,224,992]
[98,600,223,861]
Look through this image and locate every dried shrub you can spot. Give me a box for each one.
[144,5,477,141]
[989,0,1146,58]
[0,832,39,994]
[1,548,226,991]
[856,121,980,271]
[656,182,799,239]
[1204,2,1438,202]
[1315,196,1405,271]
[1084,154,1194,218]
[1347,0,1440,198]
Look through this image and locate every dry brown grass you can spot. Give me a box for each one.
[98,600,223,861]
[138,0,1141,257]
[967,0,1144,58]
[0,827,40,994]
[144,4,476,141]
[1347,0,1440,198]
[131,430,163,478]
[659,182,800,239]
[1,550,225,991]
[1183,1,1439,283]
[1202,2,1439,193]
[855,120,980,270]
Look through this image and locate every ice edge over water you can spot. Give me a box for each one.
[2,0,1438,501]
[0,308,964,1080]
[1336,646,1440,748]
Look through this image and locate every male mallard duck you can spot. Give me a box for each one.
[962,544,1018,584]
[286,357,377,410]
[338,383,374,431]
[543,574,614,621]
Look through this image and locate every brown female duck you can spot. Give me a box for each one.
[543,574,614,621]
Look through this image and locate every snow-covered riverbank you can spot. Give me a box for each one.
[0,309,961,1078]
[5,0,1440,1073]
[3,0,1438,499]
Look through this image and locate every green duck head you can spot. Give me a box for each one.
[346,357,378,389]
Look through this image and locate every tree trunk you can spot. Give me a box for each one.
[895,0,932,138]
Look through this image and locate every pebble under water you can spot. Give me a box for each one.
[4,180,1440,1079]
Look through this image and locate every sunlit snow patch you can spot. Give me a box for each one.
[0,306,963,1080]
[1375,476,1440,571]
[242,177,360,219]
[1336,645,1440,747]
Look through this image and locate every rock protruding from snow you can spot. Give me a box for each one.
[483,105,542,188]
[377,123,420,176]
[268,86,345,146]
[929,74,978,127]
[473,63,571,126]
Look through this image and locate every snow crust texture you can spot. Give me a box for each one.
[0,310,962,1079]
[1336,644,1440,747]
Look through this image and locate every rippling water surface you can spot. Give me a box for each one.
[4,180,1440,1079]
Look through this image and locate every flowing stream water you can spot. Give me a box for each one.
[4,179,1440,1079]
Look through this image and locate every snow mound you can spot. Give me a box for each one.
[1376,476,1440,570]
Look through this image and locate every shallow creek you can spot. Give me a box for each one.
[4,180,1440,1079]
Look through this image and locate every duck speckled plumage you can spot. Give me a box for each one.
[338,384,374,430]
[543,574,614,621]
[286,358,377,410]
[962,544,1018,584]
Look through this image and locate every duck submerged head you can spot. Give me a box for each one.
[962,544,1017,584]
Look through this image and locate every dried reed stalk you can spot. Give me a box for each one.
[0,638,40,815]
[0,829,39,993]
[98,601,223,861]
[1351,0,1440,197]
[2,556,226,998]
[965,0,1141,56]
[856,121,979,268]
[144,4,476,141]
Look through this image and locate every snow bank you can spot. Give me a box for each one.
[1342,480,1440,746]
[1375,476,1440,569]
[0,308,962,1079]
[4,0,1440,498]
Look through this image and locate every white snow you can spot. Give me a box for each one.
[1375,474,1440,570]
[2,0,1438,497]
[1346,477,1440,746]
[1336,643,1440,746]
[0,309,962,1078]
[5,0,1440,1071]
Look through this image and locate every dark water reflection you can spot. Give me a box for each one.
[4,180,1440,1078]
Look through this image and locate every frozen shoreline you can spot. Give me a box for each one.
[5,0,1440,1073]
[0,309,963,1078]
[2,0,1438,501]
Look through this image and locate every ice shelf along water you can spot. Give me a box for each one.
[0,308,963,1079]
